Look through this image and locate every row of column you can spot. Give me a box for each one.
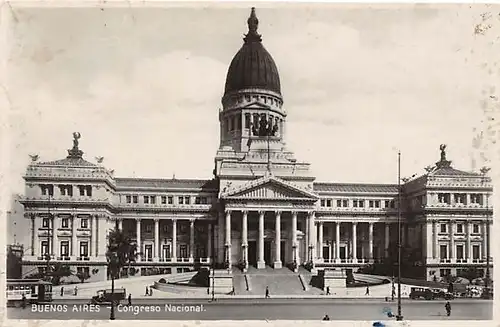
[131,218,211,262]
[430,220,491,260]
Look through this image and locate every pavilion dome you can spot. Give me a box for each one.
[224,8,281,97]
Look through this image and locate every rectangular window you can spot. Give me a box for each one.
[61,218,69,228]
[440,245,448,259]
[168,196,173,204]
[40,184,54,196]
[146,224,152,233]
[79,186,85,196]
[81,218,89,229]
[161,196,167,204]
[456,223,464,234]
[201,197,208,204]
[150,196,156,204]
[440,223,447,233]
[178,196,184,205]
[179,244,188,258]
[42,218,50,228]
[126,195,132,203]
[185,196,190,205]
[438,193,450,204]
[472,245,480,259]
[455,194,466,204]
[144,196,149,204]
[60,241,69,256]
[196,197,201,205]
[369,200,374,208]
[343,199,348,207]
[86,186,92,197]
[470,194,482,204]
[473,224,480,234]
[320,199,325,207]
[80,242,89,257]
[456,245,464,259]
[337,199,342,207]
[41,241,49,256]
[353,200,359,208]
[133,195,138,204]
[326,199,331,207]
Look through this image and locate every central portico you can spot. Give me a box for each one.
[221,174,318,270]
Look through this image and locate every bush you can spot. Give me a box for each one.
[158,278,166,283]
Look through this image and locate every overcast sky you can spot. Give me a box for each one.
[4,3,500,196]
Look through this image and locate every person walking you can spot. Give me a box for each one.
[445,301,451,317]
[74,286,78,296]
[149,288,153,296]
[365,286,370,296]
[145,286,149,296]
[265,286,270,298]
[60,287,64,297]
[21,294,27,309]
[326,286,330,295]
[128,293,132,306]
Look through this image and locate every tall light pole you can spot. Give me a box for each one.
[108,247,118,320]
[480,166,491,296]
[211,220,216,302]
[396,151,403,321]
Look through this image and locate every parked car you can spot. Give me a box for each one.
[90,288,126,305]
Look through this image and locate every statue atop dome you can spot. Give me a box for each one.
[436,143,452,169]
[67,132,84,159]
[244,7,262,43]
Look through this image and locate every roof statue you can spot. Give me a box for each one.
[244,7,261,43]
[29,154,39,162]
[67,132,84,159]
[95,156,104,164]
[440,144,447,161]
[435,143,452,169]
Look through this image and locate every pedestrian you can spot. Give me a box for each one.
[21,294,26,309]
[265,286,270,298]
[326,286,330,295]
[74,286,78,296]
[322,314,330,321]
[365,286,370,296]
[445,301,451,317]
[229,286,235,295]
[145,286,149,296]
[128,293,132,306]
[149,288,153,296]
[60,287,64,297]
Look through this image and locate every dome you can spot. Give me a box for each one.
[224,8,281,96]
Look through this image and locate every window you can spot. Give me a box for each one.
[440,223,447,233]
[81,218,89,229]
[472,245,480,259]
[178,196,184,205]
[126,195,132,203]
[144,196,149,204]
[78,185,92,197]
[472,224,480,234]
[80,242,89,257]
[320,199,326,207]
[42,218,50,228]
[61,218,69,228]
[77,267,90,276]
[161,196,167,204]
[369,200,381,208]
[40,184,54,196]
[326,199,332,207]
[454,194,466,204]
[185,196,190,205]
[336,200,341,207]
[384,200,395,208]
[456,245,464,259]
[440,269,451,277]
[133,195,138,204]
[245,113,250,128]
[146,224,152,233]
[59,185,73,196]
[470,194,482,204]
[353,200,364,208]
[60,241,69,257]
[440,245,448,259]
[196,197,207,204]
[41,241,49,256]
[438,193,450,204]
[168,196,173,204]
[179,244,188,258]
[456,223,464,234]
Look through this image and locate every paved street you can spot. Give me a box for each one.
[7,299,492,320]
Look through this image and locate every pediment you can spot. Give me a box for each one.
[221,175,318,201]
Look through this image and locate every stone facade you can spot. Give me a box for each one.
[18,8,493,283]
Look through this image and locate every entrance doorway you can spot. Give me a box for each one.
[248,241,257,266]
[340,246,346,259]
[281,241,286,263]
[323,246,329,260]
[264,241,272,265]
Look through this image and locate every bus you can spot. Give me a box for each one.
[6,279,53,307]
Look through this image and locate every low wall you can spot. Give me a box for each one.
[209,270,233,294]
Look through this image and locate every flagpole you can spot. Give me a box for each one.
[396,151,403,321]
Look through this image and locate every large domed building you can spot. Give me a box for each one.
[17,8,493,289]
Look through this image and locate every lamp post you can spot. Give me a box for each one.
[210,221,216,302]
[396,151,403,321]
[480,166,491,296]
[108,247,119,320]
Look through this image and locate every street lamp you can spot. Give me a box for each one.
[108,247,119,320]
[480,166,491,296]
[396,151,403,321]
[210,221,216,302]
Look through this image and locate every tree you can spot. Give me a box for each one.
[457,267,484,283]
[7,247,22,279]
[76,270,91,283]
[46,263,73,285]
[107,227,138,277]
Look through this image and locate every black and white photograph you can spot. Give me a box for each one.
[3,2,499,324]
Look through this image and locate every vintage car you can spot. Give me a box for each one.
[409,287,454,300]
[90,288,126,305]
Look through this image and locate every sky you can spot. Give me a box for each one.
[4,3,500,202]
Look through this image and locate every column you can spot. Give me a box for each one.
[309,212,316,262]
[466,221,471,262]
[292,211,299,265]
[335,222,340,260]
[242,211,248,268]
[368,222,374,260]
[258,210,265,269]
[432,220,437,259]
[318,222,324,261]
[305,213,309,262]
[274,211,282,268]
[172,220,177,261]
[51,216,57,257]
[189,220,195,261]
[136,218,142,262]
[352,222,357,262]
[71,214,77,257]
[97,215,107,260]
[449,220,454,261]
[90,215,95,257]
[154,219,159,261]
[482,222,487,259]
[207,223,212,260]
[225,210,232,266]
[31,214,37,256]
[385,223,390,258]
[118,218,123,231]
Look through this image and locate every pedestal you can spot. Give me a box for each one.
[257,261,266,269]
[274,261,282,269]
[323,269,347,290]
